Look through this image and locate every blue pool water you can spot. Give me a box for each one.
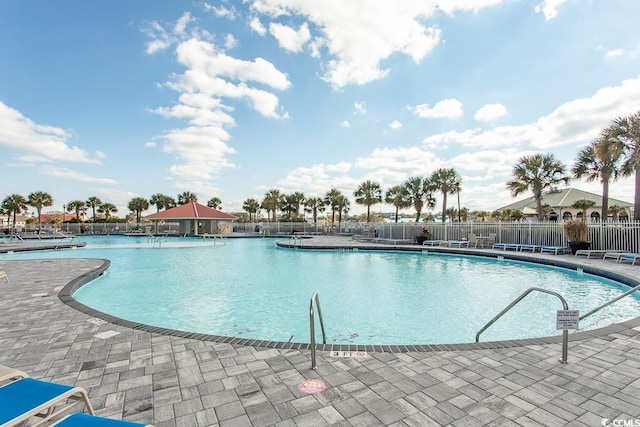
[4,235,640,345]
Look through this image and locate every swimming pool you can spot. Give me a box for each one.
[4,235,640,345]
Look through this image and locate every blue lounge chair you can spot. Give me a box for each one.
[0,377,94,427]
[492,243,520,251]
[50,413,152,427]
[540,245,571,255]
[604,252,640,265]
[0,364,28,384]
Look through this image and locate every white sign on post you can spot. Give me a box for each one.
[556,310,579,330]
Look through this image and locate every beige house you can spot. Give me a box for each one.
[144,202,237,235]
[498,187,632,221]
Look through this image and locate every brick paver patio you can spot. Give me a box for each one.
[1,236,640,426]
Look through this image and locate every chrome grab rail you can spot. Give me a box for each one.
[579,284,640,321]
[309,292,327,370]
[476,287,570,363]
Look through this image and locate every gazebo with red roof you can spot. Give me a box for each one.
[144,202,237,236]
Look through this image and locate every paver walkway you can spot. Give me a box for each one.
[1,237,640,426]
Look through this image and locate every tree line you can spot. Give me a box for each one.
[2,110,639,230]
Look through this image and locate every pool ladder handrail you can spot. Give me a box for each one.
[475,287,570,363]
[578,283,640,321]
[309,291,327,370]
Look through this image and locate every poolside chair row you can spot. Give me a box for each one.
[491,243,571,255]
[574,250,640,265]
[0,364,152,427]
[421,239,470,248]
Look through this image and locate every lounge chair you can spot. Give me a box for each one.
[0,377,94,427]
[492,243,520,251]
[540,245,571,255]
[604,252,640,265]
[575,250,617,259]
[49,413,152,427]
[447,240,469,248]
[0,365,28,384]
[0,270,7,283]
[518,244,542,252]
[422,240,447,246]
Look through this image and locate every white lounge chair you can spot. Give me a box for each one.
[0,270,7,283]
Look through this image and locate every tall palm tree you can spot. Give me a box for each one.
[177,191,198,204]
[2,194,28,232]
[336,194,350,225]
[28,191,54,231]
[66,200,86,222]
[304,197,327,228]
[85,196,102,222]
[262,189,285,222]
[150,193,175,212]
[401,176,435,222]
[128,197,149,224]
[242,198,260,222]
[288,192,306,219]
[430,168,461,223]
[354,180,382,223]
[572,131,625,220]
[506,153,570,221]
[207,197,222,209]
[97,203,118,221]
[282,194,298,221]
[612,111,640,220]
[385,185,411,223]
[324,188,344,224]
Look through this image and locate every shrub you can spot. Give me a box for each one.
[563,219,588,242]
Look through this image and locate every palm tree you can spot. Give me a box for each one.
[571,199,596,220]
[506,153,570,221]
[431,168,461,223]
[242,198,260,222]
[401,176,435,222]
[207,197,222,209]
[66,200,86,222]
[385,185,411,223]
[97,202,118,221]
[289,192,306,219]
[262,189,285,222]
[612,111,640,220]
[572,131,625,220]
[128,197,149,224]
[177,191,198,204]
[85,196,102,222]
[608,204,626,221]
[304,197,327,228]
[324,188,344,224]
[150,193,175,212]
[282,194,298,221]
[336,194,350,225]
[2,194,28,233]
[28,191,54,232]
[354,180,382,223]
[472,210,490,222]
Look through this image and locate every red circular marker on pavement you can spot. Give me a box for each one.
[298,378,326,394]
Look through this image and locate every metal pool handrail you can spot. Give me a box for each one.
[579,283,640,321]
[309,292,326,370]
[475,287,570,363]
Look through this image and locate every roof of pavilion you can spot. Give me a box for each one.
[144,202,238,220]
[498,187,632,211]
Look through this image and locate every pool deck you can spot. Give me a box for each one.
[1,236,640,426]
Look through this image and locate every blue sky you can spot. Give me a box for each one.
[1,0,639,218]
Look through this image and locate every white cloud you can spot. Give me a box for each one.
[605,48,624,58]
[0,101,100,164]
[249,17,267,35]
[151,35,292,186]
[474,103,507,122]
[534,0,568,20]
[40,166,117,184]
[269,22,311,53]
[354,101,366,115]
[413,98,463,119]
[340,120,350,128]
[423,75,640,149]
[203,3,238,20]
[224,34,238,50]
[142,12,211,55]
[389,120,402,129]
